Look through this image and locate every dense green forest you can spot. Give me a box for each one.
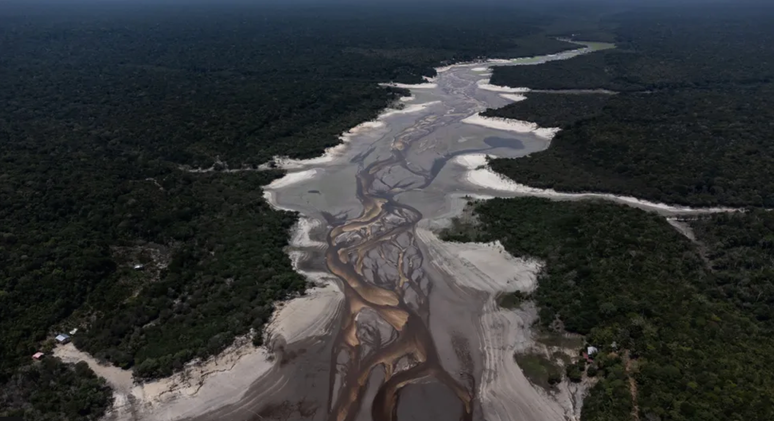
[482,93,611,127]
[491,85,774,207]
[487,4,774,207]
[692,211,774,329]
[5,1,774,419]
[443,198,774,421]
[0,359,112,421]
[491,6,774,91]
[0,2,582,419]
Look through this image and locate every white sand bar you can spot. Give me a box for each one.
[454,154,740,214]
[271,120,386,170]
[462,114,560,140]
[417,229,541,294]
[266,169,320,190]
[380,101,441,118]
[381,82,438,89]
[476,79,531,93]
[500,93,527,102]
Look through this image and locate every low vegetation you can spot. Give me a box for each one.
[514,353,563,390]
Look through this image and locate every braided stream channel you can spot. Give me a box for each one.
[182,41,617,421]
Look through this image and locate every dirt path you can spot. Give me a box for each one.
[624,351,640,421]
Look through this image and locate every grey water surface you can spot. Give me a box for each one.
[184,41,613,421]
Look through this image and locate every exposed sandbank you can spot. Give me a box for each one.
[454,154,739,214]
[476,79,531,94]
[270,120,386,170]
[417,229,571,421]
[382,82,438,89]
[500,93,527,102]
[461,114,560,140]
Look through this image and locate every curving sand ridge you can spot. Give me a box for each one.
[416,228,541,295]
[500,93,527,102]
[265,252,344,346]
[290,217,327,249]
[462,114,560,140]
[266,169,320,190]
[416,229,573,421]
[454,154,740,214]
[382,82,438,89]
[476,79,531,94]
[270,120,386,170]
[379,101,442,118]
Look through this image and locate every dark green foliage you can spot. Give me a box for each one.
[0,358,113,421]
[586,365,598,378]
[513,353,563,390]
[71,172,306,379]
[443,198,774,421]
[482,93,611,127]
[491,86,774,207]
[566,361,585,383]
[0,2,582,418]
[498,290,530,309]
[692,210,774,328]
[487,5,774,207]
[492,6,774,91]
[581,353,631,420]
[491,51,644,92]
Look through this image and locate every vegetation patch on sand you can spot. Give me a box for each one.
[515,353,563,391]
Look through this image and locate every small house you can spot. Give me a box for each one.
[587,346,599,356]
[133,264,145,270]
[55,334,71,344]
[32,352,44,360]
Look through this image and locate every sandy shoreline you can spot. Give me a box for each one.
[71,39,699,421]
[269,120,386,170]
[417,228,580,421]
[476,79,531,94]
[454,154,739,214]
[268,98,441,171]
[54,207,341,420]
[500,93,527,102]
[462,114,560,140]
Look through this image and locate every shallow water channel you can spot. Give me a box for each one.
[185,42,614,421]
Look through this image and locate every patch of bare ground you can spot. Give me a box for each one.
[624,350,640,421]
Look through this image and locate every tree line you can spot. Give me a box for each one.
[487,3,774,207]
[443,198,774,421]
[0,3,580,418]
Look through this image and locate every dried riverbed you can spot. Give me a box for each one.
[182,41,615,421]
[87,37,746,421]
[86,40,739,421]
